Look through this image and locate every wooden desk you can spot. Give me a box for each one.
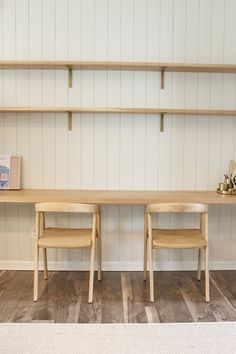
[0,189,236,205]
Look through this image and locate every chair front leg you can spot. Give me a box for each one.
[205,245,210,302]
[34,241,39,302]
[88,241,95,303]
[97,213,102,281]
[144,213,148,281]
[144,231,147,281]
[149,239,154,302]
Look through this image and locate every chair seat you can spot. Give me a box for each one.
[38,228,92,248]
[152,228,207,249]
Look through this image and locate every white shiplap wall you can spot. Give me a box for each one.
[0,0,236,270]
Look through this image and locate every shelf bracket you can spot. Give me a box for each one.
[160,67,166,90]
[67,111,72,131]
[160,113,165,132]
[68,67,73,88]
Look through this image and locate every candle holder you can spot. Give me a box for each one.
[217,159,236,195]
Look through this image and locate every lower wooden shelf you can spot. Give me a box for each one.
[1,107,236,132]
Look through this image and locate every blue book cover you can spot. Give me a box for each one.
[0,155,11,189]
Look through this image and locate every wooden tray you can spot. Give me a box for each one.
[217,188,236,195]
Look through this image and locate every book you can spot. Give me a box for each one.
[0,155,21,189]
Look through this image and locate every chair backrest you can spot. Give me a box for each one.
[146,203,208,214]
[145,203,208,239]
[35,203,99,214]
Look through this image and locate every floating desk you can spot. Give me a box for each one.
[0,189,236,205]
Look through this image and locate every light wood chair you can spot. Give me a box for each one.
[34,203,101,303]
[144,203,209,303]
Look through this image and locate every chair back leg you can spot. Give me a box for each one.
[97,236,101,281]
[43,248,48,280]
[197,248,202,280]
[205,245,210,302]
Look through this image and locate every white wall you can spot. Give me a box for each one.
[0,0,236,271]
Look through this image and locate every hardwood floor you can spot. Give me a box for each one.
[0,270,235,323]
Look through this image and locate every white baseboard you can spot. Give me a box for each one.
[0,260,236,271]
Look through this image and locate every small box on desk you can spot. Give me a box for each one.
[0,155,21,190]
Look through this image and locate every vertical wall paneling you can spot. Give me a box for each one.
[80,0,96,264]
[145,0,160,195]
[28,0,43,261]
[231,0,236,262]
[55,0,69,262]
[41,0,57,263]
[119,0,134,264]
[182,0,199,263]
[146,0,160,196]
[105,0,122,263]
[207,0,224,262]
[132,0,147,262]
[2,0,19,262]
[94,0,108,264]
[15,1,31,262]
[67,0,83,263]
[0,1,6,261]
[169,0,186,263]
[157,0,174,263]
[0,0,236,270]
[0,3,5,259]
[217,0,236,263]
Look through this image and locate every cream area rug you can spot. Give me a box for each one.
[0,322,236,354]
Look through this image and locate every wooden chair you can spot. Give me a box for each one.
[34,203,101,303]
[144,203,209,303]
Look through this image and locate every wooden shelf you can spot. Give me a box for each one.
[1,60,236,73]
[1,107,236,115]
[1,107,236,132]
[1,60,236,130]
[0,189,236,205]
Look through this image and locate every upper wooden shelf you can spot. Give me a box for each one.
[1,107,236,115]
[1,60,236,73]
[0,189,236,205]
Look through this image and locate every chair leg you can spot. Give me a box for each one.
[34,242,39,302]
[149,241,154,302]
[43,248,48,280]
[197,248,202,280]
[205,245,210,302]
[88,241,95,303]
[97,215,102,281]
[144,233,147,281]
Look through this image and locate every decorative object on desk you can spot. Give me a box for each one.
[217,159,236,195]
[0,155,21,190]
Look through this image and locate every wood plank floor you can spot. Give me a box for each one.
[0,271,235,323]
